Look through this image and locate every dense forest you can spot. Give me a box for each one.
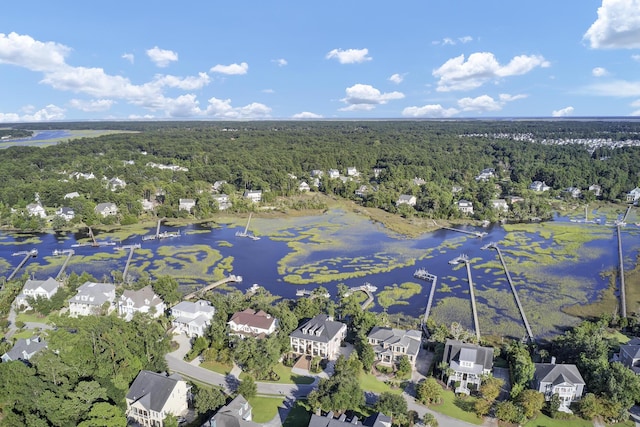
[1,120,640,230]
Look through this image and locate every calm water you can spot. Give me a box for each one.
[4,130,72,143]
[1,215,639,338]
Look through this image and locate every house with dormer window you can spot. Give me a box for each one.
[126,370,190,427]
[1,336,47,363]
[68,282,116,317]
[95,202,118,217]
[457,200,474,214]
[327,169,340,179]
[367,327,422,367]
[290,314,346,360]
[530,181,551,192]
[118,285,165,321]
[616,337,640,374]
[202,395,259,427]
[171,300,215,337]
[228,308,278,339]
[532,359,585,412]
[443,339,494,394]
[15,277,61,310]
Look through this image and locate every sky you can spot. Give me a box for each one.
[1,1,640,122]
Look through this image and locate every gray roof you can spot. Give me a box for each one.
[534,363,585,386]
[205,395,260,427]
[367,326,421,357]
[172,300,215,316]
[126,371,184,412]
[290,314,346,343]
[23,277,61,294]
[620,343,640,359]
[70,282,115,306]
[444,339,494,372]
[2,336,47,362]
[120,285,163,309]
[95,202,116,211]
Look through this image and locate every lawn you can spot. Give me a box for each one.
[427,390,484,425]
[16,311,54,324]
[239,363,314,385]
[283,400,312,427]
[247,396,285,423]
[524,414,595,427]
[358,372,403,394]
[200,360,233,376]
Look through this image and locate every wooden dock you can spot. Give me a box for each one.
[483,243,534,342]
[118,244,141,283]
[414,268,438,332]
[184,274,242,300]
[442,226,487,238]
[617,225,627,318]
[449,255,480,342]
[53,249,75,280]
[344,283,377,309]
[295,289,330,298]
[7,249,38,282]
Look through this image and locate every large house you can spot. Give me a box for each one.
[1,336,47,363]
[212,194,232,210]
[107,177,126,191]
[530,181,551,192]
[171,300,216,337]
[443,339,494,394]
[532,360,585,412]
[627,187,640,203]
[491,199,509,212]
[475,168,495,182]
[457,200,474,214]
[55,207,75,221]
[26,202,46,218]
[118,286,166,321]
[178,198,196,212]
[367,326,422,367]
[228,308,278,339]
[95,202,118,217]
[15,277,61,310]
[68,282,116,317]
[243,190,262,203]
[308,412,391,427]
[126,370,190,427]
[616,337,640,374]
[290,314,347,360]
[396,194,417,207]
[202,395,259,427]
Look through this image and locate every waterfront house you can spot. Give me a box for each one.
[26,202,46,218]
[202,395,259,427]
[626,187,640,203]
[443,339,494,394]
[617,337,640,374]
[532,359,585,412]
[290,314,347,360]
[213,180,227,192]
[95,202,118,217]
[588,184,602,197]
[55,207,75,221]
[15,277,61,310]
[178,198,196,212]
[228,308,278,339]
[367,326,422,367]
[118,286,166,321]
[328,169,340,179]
[457,200,474,214]
[564,187,582,198]
[70,172,95,180]
[396,194,417,207]
[126,370,190,427]
[529,181,551,192]
[1,336,47,363]
[311,170,324,178]
[64,191,80,199]
[243,190,262,203]
[212,194,232,210]
[298,181,311,192]
[68,282,116,317]
[491,199,509,212]
[412,177,426,186]
[171,300,215,337]
[141,199,155,211]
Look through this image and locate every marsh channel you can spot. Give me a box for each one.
[1,207,639,341]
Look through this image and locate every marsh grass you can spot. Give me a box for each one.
[377,282,422,309]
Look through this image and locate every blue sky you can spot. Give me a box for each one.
[1,0,640,122]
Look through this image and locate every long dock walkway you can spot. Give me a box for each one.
[449,255,480,341]
[344,283,377,309]
[7,249,38,281]
[618,225,627,318]
[413,268,438,331]
[53,249,75,280]
[483,243,534,341]
[118,244,141,283]
[184,275,242,300]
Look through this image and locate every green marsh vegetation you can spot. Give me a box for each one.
[377,282,422,309]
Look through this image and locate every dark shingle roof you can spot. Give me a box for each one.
[290,314,346,343]
[444,339,494,371]
[534,363,585,386]
[126,371,183,412]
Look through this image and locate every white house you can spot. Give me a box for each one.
[202,395,258,427]
[126,370,190,427]
[564,187,582,198]
[490,199,509,212]
[412,177,426,186]
[95,202,118,217]
[396,194,417,207]
[627,187,640,203]
[328,169,340,179]
[289,314,347,360]
[532,360,585,412]
[475,168,495,181]
[55,207,75,221]
[530,181,551,192]
[243,190,262,203]
[171,300,216,337]
[118,286,166,321]
[178,198,196,212]
[457,200,474,214]
[212,194,232,210]
[367,327,422,367]
[298,181,310,192]
[346,167,359,177]
[68,282,116,317]
[64,191,80,200]
[355,185,369,197]
[26,202,46,218]
[228,308,278,339]
[443,339,494,395]
[588,184,602,197]
[107,177,127,191]
[15,277,61,310]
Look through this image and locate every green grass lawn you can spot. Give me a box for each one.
[200,360,233,376]
[247,396,285,423]
[524,414,595,427]
[358,372,403,394]
[16,311,54,324]
[427,390,484,425]
[239,363,314,385]
[283,400,312,427]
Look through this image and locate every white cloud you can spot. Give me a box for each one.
[443,38,455,46]
[146,46,178,67]
[592,67,609,77]
[326,48,372,64]
[584,0,640,49]
[0,32,70,71]
[433,52,550,92]
[433,36,473,46]
[205,97,271,119]
[68,99,115,112]
[339,84,404,111]
[457,93,527,112]
[459,36,473,43]
[272,58,287,67]
[210,62,249,75]
[262,89,275,94]
[122,53,134,64]
[633,54,640,61]
[292,111,323,119]
[388,73,406,84]
[402,104,459,118]
[552,106,574,117]
[151,72,210,90]
[0,104,65,123]
[587,80,640,96]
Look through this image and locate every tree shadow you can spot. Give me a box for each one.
[225,374,239,393]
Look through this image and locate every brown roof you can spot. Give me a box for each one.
[228,308,276,330]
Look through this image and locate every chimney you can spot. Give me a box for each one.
[550,356,556,364]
